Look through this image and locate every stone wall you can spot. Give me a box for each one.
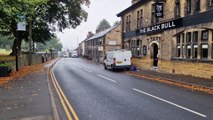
[132,58,213,79]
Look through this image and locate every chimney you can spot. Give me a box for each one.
[131,0,140,4]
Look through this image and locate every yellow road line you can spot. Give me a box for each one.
[50,70,73,120]
[50,67,79,120]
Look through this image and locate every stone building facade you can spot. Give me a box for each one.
[85,25,122,62]
[118,0,213,79]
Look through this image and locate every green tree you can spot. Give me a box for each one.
[113,21,120,26]
[36,37,63,52]
[0,0,90,55]
[96,19,111,33]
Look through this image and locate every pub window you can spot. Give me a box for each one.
[182,33,185,43]
[212,43,213,59]
[175,0,181,17]
[208,0,213,7]
[186,32,191,43]
[192,44,198,58]
[137,11,140,28]
[177,45,181,57]
[129,15,131,31]
[193,31,198,42]
[177,35,181,44]
[186,45,191,58]
[201,44,208,58]
[186,0,192,13]
[182,45,185,57]
[126,16,129,31]
[195,0,200,11]
[202,30,208,41]
[143,46,147,56]
[140,9,143,27]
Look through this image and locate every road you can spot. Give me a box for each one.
[52,58,213,120]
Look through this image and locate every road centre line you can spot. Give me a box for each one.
[132,88,207,118]
[97,74,116,83]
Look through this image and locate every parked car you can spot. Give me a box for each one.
[104,50,132,70]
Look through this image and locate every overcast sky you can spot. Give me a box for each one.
[55,0,131,50]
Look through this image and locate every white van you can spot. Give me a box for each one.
[104,50,132,70]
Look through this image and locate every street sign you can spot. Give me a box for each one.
[17,22,26,31]
[17,15,26,31]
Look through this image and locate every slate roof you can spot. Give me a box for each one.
[86,25,118,41]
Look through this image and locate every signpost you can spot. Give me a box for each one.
[16,15,26,71]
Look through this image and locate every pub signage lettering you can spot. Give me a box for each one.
[136,18,183,35]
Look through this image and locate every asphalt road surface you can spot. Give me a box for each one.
[52,58,213,120]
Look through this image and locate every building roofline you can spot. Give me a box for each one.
[117,0,153,17]
[85,24,120,41]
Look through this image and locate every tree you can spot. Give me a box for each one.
[0,0,90,55]
[96,19,111,33]
[113,21,120,26]
[36,37,63,52]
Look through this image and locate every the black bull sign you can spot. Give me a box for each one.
[136,18,183,35]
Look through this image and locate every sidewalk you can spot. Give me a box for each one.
[127,68,213,93]
[0,60,58,120]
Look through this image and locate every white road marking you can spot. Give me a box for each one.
[132,88,207,118]
[84,68,93,73]
[97,74,116,83]
[78,66,82,68]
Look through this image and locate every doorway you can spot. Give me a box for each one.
[153,43,158,67]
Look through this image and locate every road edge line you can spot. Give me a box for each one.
[47,70,60,120]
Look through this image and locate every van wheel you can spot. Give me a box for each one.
[104,64,107,69]
[111,65,114,71]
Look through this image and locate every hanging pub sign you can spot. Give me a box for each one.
[155,3,164,18]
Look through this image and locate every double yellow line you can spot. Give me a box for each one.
[49,66,79,120]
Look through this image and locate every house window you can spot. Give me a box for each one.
[177,35,181,44]
[201,44,208,58]
[186,32,191,43]
[195,0,200,11]
[193,31,198,42]
[192,44,198,58]
[202,30,208,41]
[186,45,191,58]
[177,45,181,57]
[175,0,181,17]
[186,0,192,13]
[208,0,213,7]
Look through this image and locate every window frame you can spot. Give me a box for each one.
[175,0,181,17]
[186,0,192,13]
[201,44,209,59]
[201,30,209,41]
[195,0,200,11]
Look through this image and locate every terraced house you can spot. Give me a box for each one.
[117,0,213,79]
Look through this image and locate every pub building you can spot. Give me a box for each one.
[117,0,213,79]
